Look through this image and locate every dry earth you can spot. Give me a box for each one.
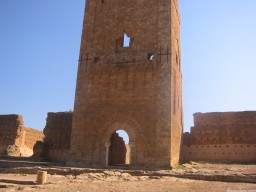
[0,161,255,192]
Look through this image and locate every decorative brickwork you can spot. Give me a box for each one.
[43,112,72,162]
[69,0,183,168]
[183,112,256,163]
[0,114,43,157]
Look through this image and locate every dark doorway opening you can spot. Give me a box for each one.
[108,130,130,166]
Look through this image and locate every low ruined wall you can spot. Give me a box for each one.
[43,112,73,162]
[22,128,44,157]
[0,114,43,157]
[0,115,24,155]
[24,128,44,149]
[183,111,256,163]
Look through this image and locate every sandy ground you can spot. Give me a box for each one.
[0,162,255,192]
[173,162,256,175]
[0,173,256,192]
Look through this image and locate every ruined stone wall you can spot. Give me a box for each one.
[70,0,183,169]
[24,128,44,150]
[44,112,72,162]
[183,112,256,163]
[0,115,24,155]
[0,114,43,157]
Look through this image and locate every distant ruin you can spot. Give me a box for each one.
[183,111,256,163]
[0,114,43,157]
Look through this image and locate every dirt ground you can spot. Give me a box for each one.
[0,162,256,192]
[173,162,256,175]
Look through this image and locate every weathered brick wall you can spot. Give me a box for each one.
[170,0,183,167]
[0,114,43,157]
[0,115,24,155]
[24,128,44,150]
[183,112,256,163]
[44,112,72,162]
[69,0,183,169]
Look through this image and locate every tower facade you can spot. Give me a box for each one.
[69,0,183,168]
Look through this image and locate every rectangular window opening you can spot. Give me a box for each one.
[123,33,130,47]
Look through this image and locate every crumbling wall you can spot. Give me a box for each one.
[183,111,256,163]
[108,132,127,165]
[0,115,24,155]
[43,112,72,162]
[22,128,44,156]
[0,114,43,157]
[24,128,44,149]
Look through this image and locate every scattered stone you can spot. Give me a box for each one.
[88,173,104,179]
[103,171,115,176]
[121,173,132,178]
[113,172,122,176]
[137,176,149,181]
[36,171,47,185]
[31,185,44,189]
[189,161,199,166]
[104,176,119,181]
[65,175,75,179]
[16,187,26,191]
[5,189,16,192]
[0,184,16,188]
[148,176,162,180]
[183,163,193,169]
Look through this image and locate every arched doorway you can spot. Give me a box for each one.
[108,130,130,166]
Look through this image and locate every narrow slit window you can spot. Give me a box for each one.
[123,33,130,47]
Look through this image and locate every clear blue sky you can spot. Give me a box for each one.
[0,0,256,134]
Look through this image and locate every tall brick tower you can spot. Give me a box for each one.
[69,0,183,168]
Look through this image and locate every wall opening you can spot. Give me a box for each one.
[108,130,130,166]
[148,54,154,60]
[123,33,130,47]
[94,57,99,63]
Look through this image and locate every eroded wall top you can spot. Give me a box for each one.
[185,111,256,145]
[194,111,256,126]
[44,112,73,150]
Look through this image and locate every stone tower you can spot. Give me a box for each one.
[69,0,183,168]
